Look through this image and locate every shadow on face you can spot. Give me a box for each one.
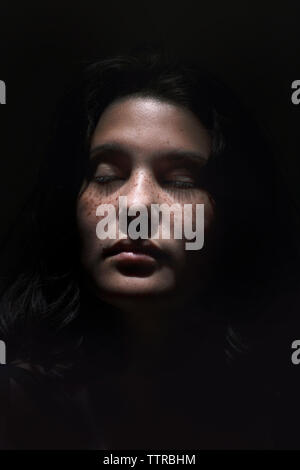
[76,96,217,315]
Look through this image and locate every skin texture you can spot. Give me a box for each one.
[76,96,217,335]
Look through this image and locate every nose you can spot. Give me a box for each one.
[124,167,157,207]
[118,168,158,239]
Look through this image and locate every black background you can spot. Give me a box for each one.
[0,0,299,255]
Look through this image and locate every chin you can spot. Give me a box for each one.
[95,270,176,300]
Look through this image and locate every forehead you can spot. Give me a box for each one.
[90,97,211,159]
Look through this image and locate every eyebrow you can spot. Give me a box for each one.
[90,142,208,164]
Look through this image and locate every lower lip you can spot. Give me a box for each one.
[108,251,159,276]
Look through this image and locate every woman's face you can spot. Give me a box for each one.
[76,97,216,312]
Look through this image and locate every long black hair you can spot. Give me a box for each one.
[0,49,297,374]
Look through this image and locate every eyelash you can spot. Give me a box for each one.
[94,175,122,184]
[94,176,196,191]
[163,180,195,189]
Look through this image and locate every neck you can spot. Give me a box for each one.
[81,289,222,376]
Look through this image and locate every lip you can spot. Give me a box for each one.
[103,239,164,261]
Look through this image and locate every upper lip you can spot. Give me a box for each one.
[103,239,164,259]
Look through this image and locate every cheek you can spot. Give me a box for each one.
[77,187,100,234]
[77,184,122,239]
[76,186,107,267]
[161,192,216,268]
[178,191,216,238]
[202,192,216,232]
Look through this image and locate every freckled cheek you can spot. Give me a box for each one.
[76,190,103,238]
[166,194,215,238]
[193,193,216,233]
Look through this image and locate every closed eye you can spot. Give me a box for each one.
[94,175,124,184]
[163,180,196,189]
